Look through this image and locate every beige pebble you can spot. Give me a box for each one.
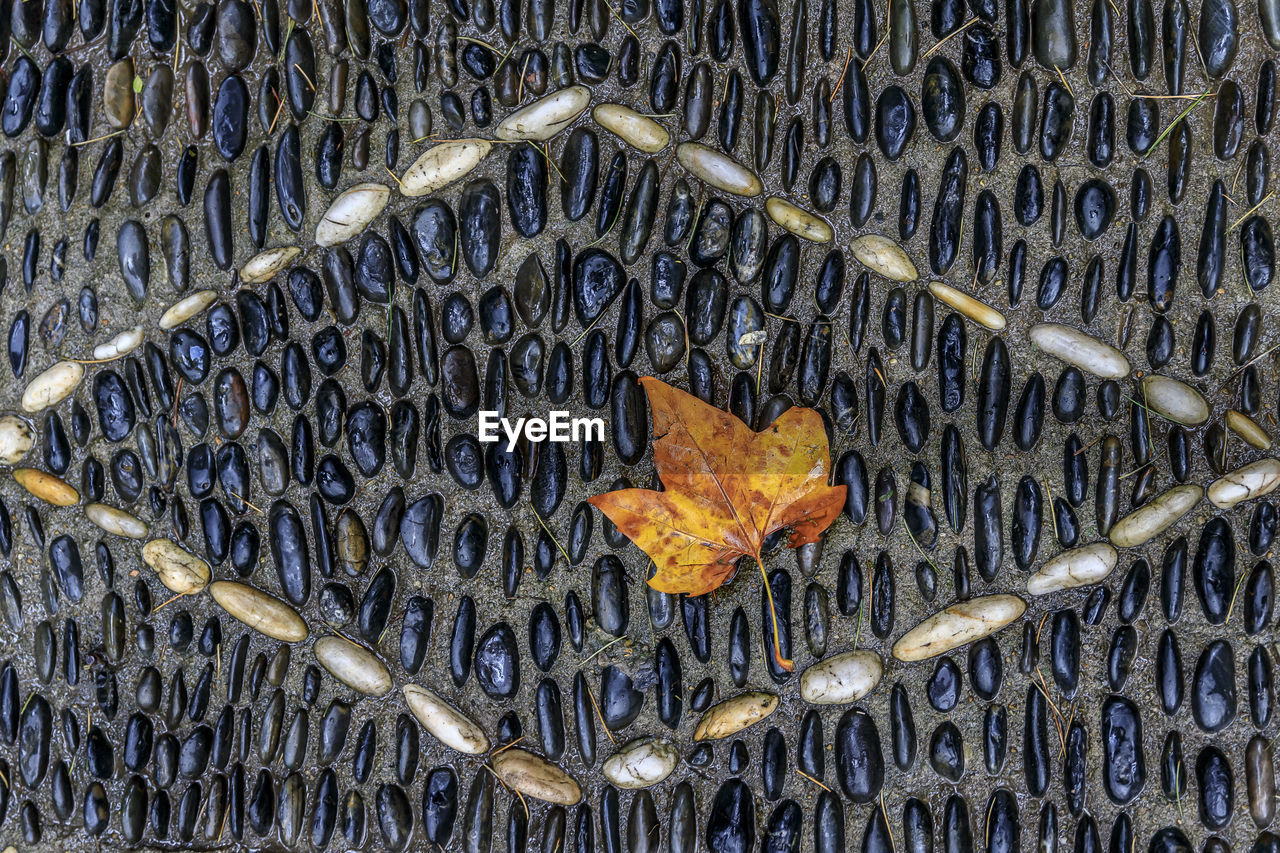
[799,650,884,704]
[693,691,779,740]
[314,635,393,696]
[316,183,391,247]
[21,361,85,413]
[159,290,218,330]
[210,581,309,642]
[602,737,679,788]
[928,281,1006,330]
[1141,374,1210,426]
[1109,485,1202,548]
[1227,410,1274,450]
[401,139,492,196]
[85,503,149,539]
[592,104,670,152]
[240,246,301,284]
[1027,543,1119,595]
[765,197,834,242]
[1208,458,1280,509]
[850,234,919,281]
[496,86,591,141]
[0,415,35,465]
[675,143,764,197]
[492,748,583,804]
[892,595,1027,661]
[141,538,211,595]
[1029,323,1131,379]
[402,684,490,754]
[92,326,144,360]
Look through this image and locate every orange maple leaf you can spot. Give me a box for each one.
[589,377,847,671]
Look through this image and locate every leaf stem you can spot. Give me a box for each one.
[755,555,794,672]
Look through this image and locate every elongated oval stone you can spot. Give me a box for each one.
[210,580,309,642]
[892,595,1027,661]
[800,650,885,703]
[1027,543,1119,594]
[1110,485,1203,547]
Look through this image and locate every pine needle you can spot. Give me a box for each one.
[1143,89,1213,159]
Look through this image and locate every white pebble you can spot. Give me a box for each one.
[1028,323,1131,379]
[402,684,491,754]
[602,737,679,788]
[892,595,1027,662]
[0,416,34,464]
[85,503,149,539]
[141,539,210,595]
[1026,543,1119,595]
[92,326,144,360]
[1141,374,1209,426]
[401,139,492,196]
[1109,485,1202,548]
[159,290,218,330]
[316,183,392,247]
[313,636,393,696]
[496,86,591,141]
[21,361,85,413]
[675,143,763,197]
[240,246,301,284]
[799,650,883,704]
[1208,458,1280,509]
[592,104,670,152]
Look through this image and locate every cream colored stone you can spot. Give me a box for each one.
[159,290,218,330]
[766,197,834,242]
[675,143,763,197]
[1027,543,1119,595]
[928,281,1006,330]
[92,326,144,360]
[693,692,779,740]
[85,503,149,539]
[892,595,1027,661]
[240,247,301,284]
[313,635,393,696]
[593,104,670,152]
[0,416,35,464]
[1109,485,1202,547]
[492,748,582,804]
[141,539,210,595]
[496,86,591,141]
[316,183,391,247]
[1141,374,1210,426]
[402,684,491,754]
[799,650,884,704]
[1029,323,1131,379]
[850,234,919,281]
[1208,458,1280,509]
[210,581,309,642]
[21,362,85,413]
[602,737,679,788]
[401,140,492,196]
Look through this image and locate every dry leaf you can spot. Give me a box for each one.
[589,377,846,670]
